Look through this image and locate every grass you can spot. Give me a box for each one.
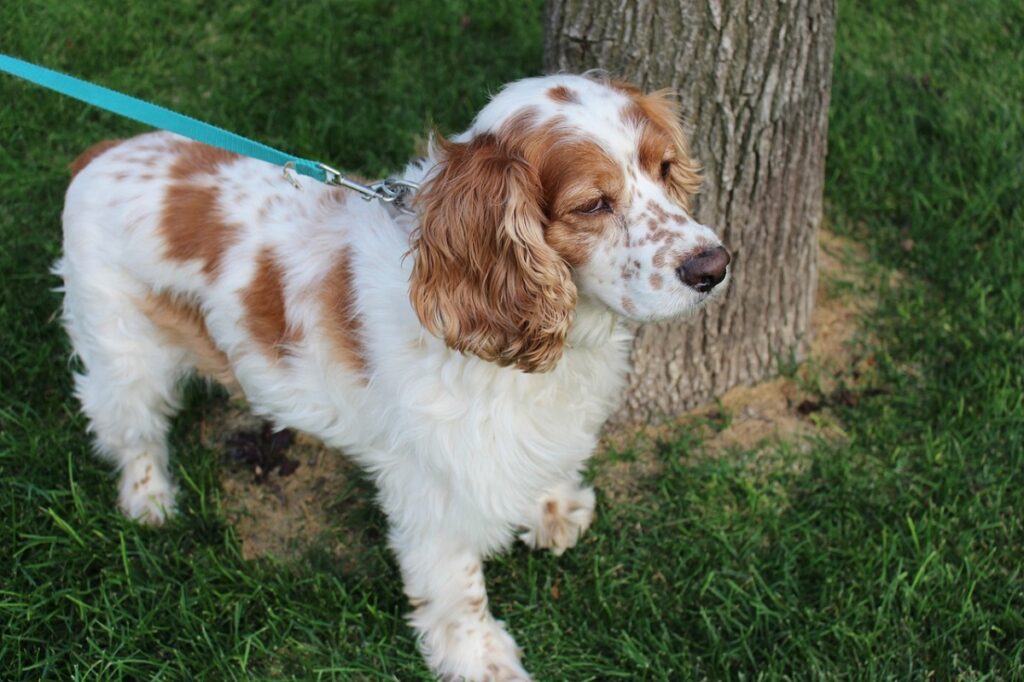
[1,0,1022,679]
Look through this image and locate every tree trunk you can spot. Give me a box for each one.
[545,0,836,424]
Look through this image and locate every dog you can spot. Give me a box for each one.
[55,73,730,681]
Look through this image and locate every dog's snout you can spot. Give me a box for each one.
[676,246,731,293]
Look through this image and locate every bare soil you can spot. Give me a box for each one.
[205,403,374,562]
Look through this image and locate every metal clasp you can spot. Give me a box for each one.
[367,178,421,214]
[317,163,420,215]
[282,161,303,190]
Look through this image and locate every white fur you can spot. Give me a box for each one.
[55,74,727,681]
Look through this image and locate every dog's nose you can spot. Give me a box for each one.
[676,246,731,293]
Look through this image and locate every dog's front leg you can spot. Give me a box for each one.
[388,517,531,681]
[519,478,596,556]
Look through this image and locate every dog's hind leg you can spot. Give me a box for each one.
[55,258,191,526]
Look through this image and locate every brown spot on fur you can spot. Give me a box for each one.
[621,261,640,281]
[656,207,687,225]
[317,180,372,213]
[318,186,352,210]
[161,183,237,278]
[258,196,282,221]
[650,228,676,245]
[647,200,670,222]
[538,139,622,268]
[622,296,637,315]
[69,139,125,179]
[545,500,558,515]
[468,596,486,610]
[321,247,369,377]
[621,90,702,211]
[168,141,240,181]
[653,244,674,268]
[484,111,620,270]
[485,111,618,268]
[650,273,664,290]
[122,155,159,167]
[138,291,239,390]
[609,80,643,98]
[547,85,580,104]
[244,248,302,361]
[160,142,242,278]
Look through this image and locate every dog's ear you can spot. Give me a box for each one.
[410,134,575,373]
[622,87,703,212]
[634,89,700,208]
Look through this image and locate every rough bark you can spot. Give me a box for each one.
[545,0,836,423]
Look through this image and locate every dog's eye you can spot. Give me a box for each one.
[660,159,672,180]
[575,197,612,215]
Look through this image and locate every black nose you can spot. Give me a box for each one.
[676,246,731,293]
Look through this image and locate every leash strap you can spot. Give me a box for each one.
[0,54,418,210]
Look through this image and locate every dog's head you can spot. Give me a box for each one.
[410,74,730,372]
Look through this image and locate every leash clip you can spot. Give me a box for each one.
[318,163,419,215]
[368,178,421,215]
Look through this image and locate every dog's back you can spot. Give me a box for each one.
[57,131,402,521]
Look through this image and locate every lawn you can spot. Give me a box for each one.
[1,0,1022,679]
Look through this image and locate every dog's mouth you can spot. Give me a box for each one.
[635,269,730,322]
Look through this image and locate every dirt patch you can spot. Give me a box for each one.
[210,229,884,558]
[203,402,374,563]
[703,229,878,450]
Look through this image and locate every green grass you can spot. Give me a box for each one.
[1,0,1022,679]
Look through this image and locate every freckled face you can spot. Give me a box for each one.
[578,174,724,322]
[468,77,730,322]
[539,99,726,322]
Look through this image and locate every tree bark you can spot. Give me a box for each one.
[545,0,836,423]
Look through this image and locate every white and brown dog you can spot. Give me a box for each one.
[56,73,730,680]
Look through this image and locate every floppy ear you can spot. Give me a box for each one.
[610,81,700,209]
[627,88,703,211]
[409,134,576,373]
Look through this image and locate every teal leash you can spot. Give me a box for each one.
[0,54,418,211]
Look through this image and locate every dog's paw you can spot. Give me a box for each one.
[520,482,595,556]
[433,618,531,682]
[117,458,177,526]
